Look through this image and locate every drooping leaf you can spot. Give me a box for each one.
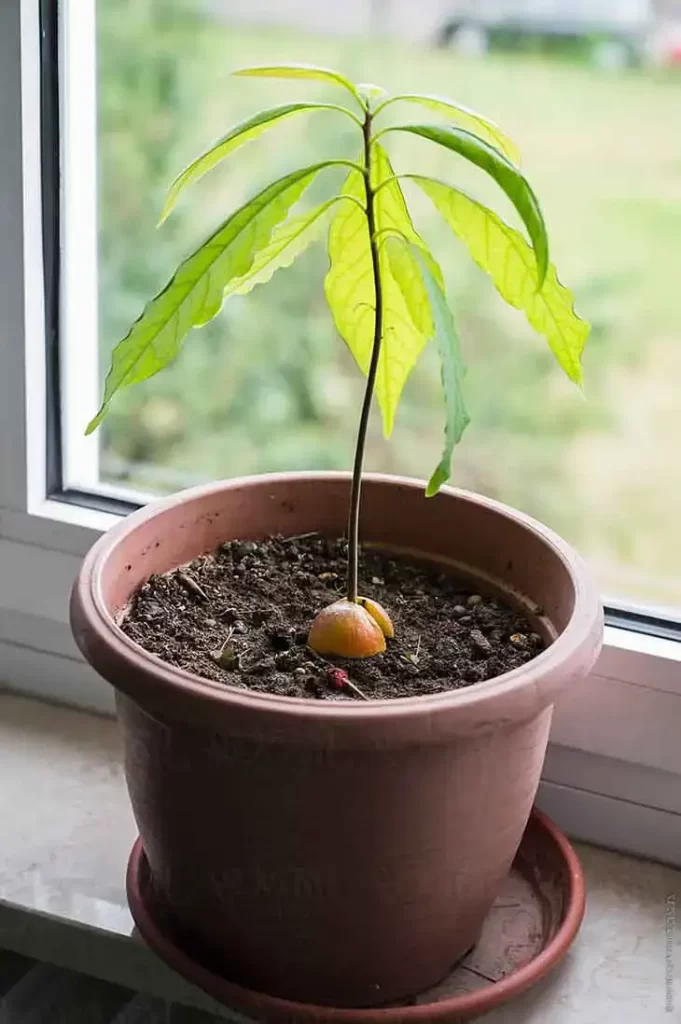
[224,194,362,297]
[412,176,588,384]
[161,103,361,223]
[380,232,433,337]
[403,243,470,496]
[324,144,439,436]
[384,123,548,286]
[233,64,362,105]
[376,93,520,165]
[87,163,337,433]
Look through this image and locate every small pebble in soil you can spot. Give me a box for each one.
[326,667,349,690]
[211,644,240,671]
[121,536,546,701]
[470,629,493,659]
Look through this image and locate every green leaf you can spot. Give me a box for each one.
[404,244,470,496]
[384,123,548,287]
[224,194,361,297]
[376,93,520,165]
[357,82,387,105]
[161,103,361,223]
[324,144,437,436]
[412,176,588,384]
[86,163,335,434]
[233,64,362,105]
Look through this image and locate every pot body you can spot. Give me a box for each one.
[71,474,602,1007]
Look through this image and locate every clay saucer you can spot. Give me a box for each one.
[127,808,585,1023]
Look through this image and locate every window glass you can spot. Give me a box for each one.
[82,0,681,610]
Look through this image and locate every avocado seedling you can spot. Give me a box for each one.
[87,64,588,663]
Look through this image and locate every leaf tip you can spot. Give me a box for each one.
[158,187,179,226]
[85,408,105,435]
[380,403,396,440]
[426,462,450,497]
[534,245,550,291]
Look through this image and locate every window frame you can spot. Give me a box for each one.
[1,0,680,863]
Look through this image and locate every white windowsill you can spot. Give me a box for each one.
[0,690,679,1023]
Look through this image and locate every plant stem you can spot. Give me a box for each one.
[347,112,383,603]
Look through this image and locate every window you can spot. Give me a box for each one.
[54,0,681,620]
[0,0,680,863]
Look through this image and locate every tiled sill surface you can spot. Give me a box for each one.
[0,692,679,1023]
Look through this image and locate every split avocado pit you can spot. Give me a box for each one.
[120,535,546,701]
[308,597,394,658]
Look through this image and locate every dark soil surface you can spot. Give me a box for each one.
[121,535,545,701]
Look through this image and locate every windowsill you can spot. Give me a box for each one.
[0,692,678,1022]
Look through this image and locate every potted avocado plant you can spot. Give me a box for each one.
[71,64,602,1015]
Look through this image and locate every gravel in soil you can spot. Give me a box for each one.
[121,535,545,701]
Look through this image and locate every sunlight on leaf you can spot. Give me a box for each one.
[161,103,361,223]
[233,64,362,105]
[412,176,588,384]
[225,195,361,297]
[324,144,438,436]
[87,163,337,433]
[377,94,520,165]
[385,123,548,286]
[404,243,470,496]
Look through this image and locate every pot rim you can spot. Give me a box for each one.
[72,472,602,729]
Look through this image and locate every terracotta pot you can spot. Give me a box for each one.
[71,473,602,1009]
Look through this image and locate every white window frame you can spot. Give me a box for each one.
[1,0,680,865]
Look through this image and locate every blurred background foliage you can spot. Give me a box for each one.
[96,0,681,607]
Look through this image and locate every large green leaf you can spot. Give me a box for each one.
[233,64,362,105]
[224,194,362,297]
[324,144,438,436]
[87,163,336,433]
[161,103,361,223]
[404,244,470,496]
[384,123,548,286]
[413,176,588,384]
[376,93,520,165]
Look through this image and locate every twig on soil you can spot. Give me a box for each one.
[116,604,131,629]
[344,677,370,701]
[281,531,319,544]
[404,634,421,667]
[210,628,238,669]
[177,570,209,602]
